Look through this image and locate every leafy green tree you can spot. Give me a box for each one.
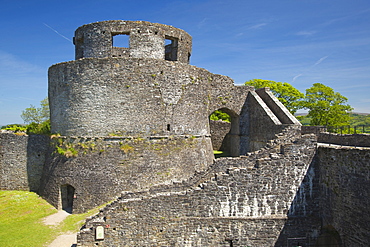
[26,120,51,135]
[21,97,49,124]
[245,79,305,114]
[1,124,27,132]
[304,83,352,127]
[210,110,231,122]
[17,97,51,135]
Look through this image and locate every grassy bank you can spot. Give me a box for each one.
[0,190,108,247]
[0,191,57,247]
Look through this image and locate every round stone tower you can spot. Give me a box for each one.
[44,21,254,212]
[49,20,245,139]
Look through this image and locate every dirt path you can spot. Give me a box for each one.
[43,211,77,247]
[48,232,77,247]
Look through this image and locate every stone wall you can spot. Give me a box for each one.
[76,133,370,246]
[48,58,250,138]
[301,125,327,135]
[0,133,48,192]
[74,21,192,63]
[318,132,370,147]
[255,88,301,125]
[239,90,301,153]
[39,135,214,213]
[209,120,230,151]
[0,133,29,190]
[316,144,370,246]
[77,133,317,246]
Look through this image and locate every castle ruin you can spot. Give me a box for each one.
[0,21,369,246]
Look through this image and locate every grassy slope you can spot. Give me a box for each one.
[0,191,57,247]
[0,191,108,247]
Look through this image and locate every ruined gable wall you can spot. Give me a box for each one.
[239,91,301,153]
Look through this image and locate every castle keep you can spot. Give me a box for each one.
[1,21,369,246]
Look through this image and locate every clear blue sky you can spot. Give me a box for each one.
[1,0,369,125]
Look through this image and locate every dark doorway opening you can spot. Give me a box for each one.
[61,184,75,213]
[315,225,342,247]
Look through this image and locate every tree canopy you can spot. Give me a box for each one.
[304,83,353,126]
[21,97,49,124]
[10,97,52,135]
[244,79,305,114]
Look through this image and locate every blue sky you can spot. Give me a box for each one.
[1,0,369,125]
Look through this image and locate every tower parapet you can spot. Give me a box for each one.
[74,20,192,63]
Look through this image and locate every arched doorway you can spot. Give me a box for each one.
[315,225,342,247]
[60,184,75,213]
[209,108,240,157]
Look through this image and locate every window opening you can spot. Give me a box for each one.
[165,39,172,46]
[112,33,130,48]
[165,36,178,61]
[167,124,171,131]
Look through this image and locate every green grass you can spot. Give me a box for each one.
[213,150,230,158]
[0,190,110,247]
[59,201,112,233]
[0,191,57,247]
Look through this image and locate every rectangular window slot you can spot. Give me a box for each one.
[112,33,130,48]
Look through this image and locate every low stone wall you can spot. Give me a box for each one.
[0,133,48,192]
[301,125,327,135]
[318,132,370,147]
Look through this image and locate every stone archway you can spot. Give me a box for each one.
[60,184,75,213]
[209,108,240,157]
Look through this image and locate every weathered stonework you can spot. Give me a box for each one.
[0,132,48,191]
[1,20,369,246]
[77,132,318,246]
[210,120,231,151]
[42,20,303,215]
[39,135,214,213]
[316,144,370,246]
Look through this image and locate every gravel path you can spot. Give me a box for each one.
[42,211,77,247]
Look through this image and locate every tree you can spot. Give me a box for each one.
[21,97,49,124]
[210,110,231,122]
[245,79,305,114]
[304,83,352,127]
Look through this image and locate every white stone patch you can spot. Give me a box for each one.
[241,194,251,217]
[219,197,230,217]
[252,197,259,217]
[262,196,272,216]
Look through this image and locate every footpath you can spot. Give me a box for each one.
[43,210,77,247]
